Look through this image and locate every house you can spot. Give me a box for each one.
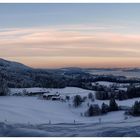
[42,93,61,100]
[52,96,61,101]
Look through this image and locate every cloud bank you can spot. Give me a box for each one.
[1,24,140,68]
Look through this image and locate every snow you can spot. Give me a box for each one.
[96,81,114,87]
[89,69,140,78]
[92,81,129,88]
[0,87,137,125]
[1,86,140,136]
[91,81,128,92]
[2,120,140,136]
[0,96,80,124]
[10,87,94,97]
[0,86,140,136]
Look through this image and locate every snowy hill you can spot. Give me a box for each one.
[0,58,93,88]
[0,58,32,71]
[0,87,137,124]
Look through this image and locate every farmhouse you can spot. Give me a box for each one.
[52,96,61,101]
[43,93,61,100]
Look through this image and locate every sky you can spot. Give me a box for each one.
[1,3,140,68]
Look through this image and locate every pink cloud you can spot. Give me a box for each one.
[1,24,140,68]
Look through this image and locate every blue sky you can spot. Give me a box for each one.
[0,4,140,28]
[1,4,140,68]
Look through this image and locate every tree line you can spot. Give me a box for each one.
[73,94,119,117]
[95,85,140,101]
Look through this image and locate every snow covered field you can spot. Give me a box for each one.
[92,81,129,88]
[0,86,140,136]
[0,95,139,124]
[1,121,140,136]
[0,87,138,125]
[10,87,94,97]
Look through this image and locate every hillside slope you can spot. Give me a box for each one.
[0,58,92,88]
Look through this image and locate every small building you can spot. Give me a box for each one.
[52,96,61,101]
[42,93,60,100]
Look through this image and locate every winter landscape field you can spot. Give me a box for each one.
[1,59,140,136]
[1,83,140,136]
[1,61,140,136]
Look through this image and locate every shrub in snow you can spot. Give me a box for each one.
[73,95,82,107]
[109,98,119,111]
[101,103,109,114]
[66,96,70,101]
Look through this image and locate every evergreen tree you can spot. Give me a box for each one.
[73,95,82,107]
[131,101,140,116]
[0,76,9,96]
[109,98,118,111]
[92,104,101,115]
[87,105,94,116]
[88,93,94,100]
[87,104,101,116]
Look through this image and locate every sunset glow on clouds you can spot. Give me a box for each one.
[1,4,140,68]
